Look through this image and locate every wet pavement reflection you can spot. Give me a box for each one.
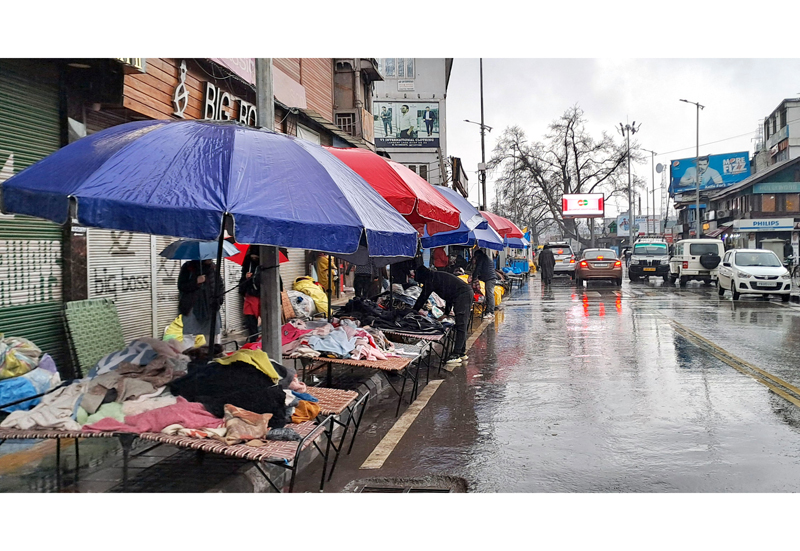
[374,273,800,492]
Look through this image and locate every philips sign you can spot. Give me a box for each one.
[733,218,794,232]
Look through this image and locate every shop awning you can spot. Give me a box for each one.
[704,225,732,238]
[325,147,461,236]
[480,211,524,238]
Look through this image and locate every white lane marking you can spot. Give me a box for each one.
[360,380,444,470]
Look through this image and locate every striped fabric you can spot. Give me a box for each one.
[306,387,358,415]
[383,330,444,342]
[315,356,412,372]
[0,429,119,439]
[137,420,325,462]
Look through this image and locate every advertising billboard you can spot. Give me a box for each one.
[562,193,604,218]
[374,101,440,148]
[616,212,630,237]
[669,151,750,195]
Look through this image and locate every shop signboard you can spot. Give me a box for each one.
[374,101,439,148]
[562,193,604,218]
[616,212,630,237]
[733,218,795,232]
[669,151,750,195]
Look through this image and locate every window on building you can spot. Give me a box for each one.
[773,116,777,134]
[780,107,787,128]
[335,113,356,136]
[407,165,417,174]
[379,59,414,79]
[419,165,428,181]
[749,194,761,212]
[786,194,800,212]
[764,120,770,140]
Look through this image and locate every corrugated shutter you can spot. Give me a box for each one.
[0,62,66,366]
[87,229,154,343]
[222,259,244,335]
[154,235,182,335]
[281,248,309,290]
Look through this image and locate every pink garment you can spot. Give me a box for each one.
[351,344,387,361]
[288,376,307,393]
[82,397,223,434]
[281,323,312,345]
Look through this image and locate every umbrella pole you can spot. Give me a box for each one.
[389,264,393,311]
[327,254,332,321]
[207,216,227,361]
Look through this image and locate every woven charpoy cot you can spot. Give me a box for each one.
[383,327,455,381]
[0,416,336,493]
[305,386,369,477]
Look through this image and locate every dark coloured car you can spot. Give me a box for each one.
[629,239,670,282]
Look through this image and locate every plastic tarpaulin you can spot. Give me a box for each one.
[480,211,524,238]
[325,147,460,236]
[1,120,418,258]
[420,185,489,249]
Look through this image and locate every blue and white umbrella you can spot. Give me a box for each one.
[160,239,240,260]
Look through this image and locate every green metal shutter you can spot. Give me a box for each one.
[0,63,66,367]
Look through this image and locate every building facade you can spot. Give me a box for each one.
[371,58,454,186]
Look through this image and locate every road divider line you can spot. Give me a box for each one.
[360,380,444,470]
[667,318,800,407]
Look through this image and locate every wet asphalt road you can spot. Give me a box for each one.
[332,271,800,492]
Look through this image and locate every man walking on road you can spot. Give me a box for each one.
[538,246,555,285]
[412,266,473,365]
[470,248,497,319]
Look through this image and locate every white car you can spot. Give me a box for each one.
[717,249,792,301]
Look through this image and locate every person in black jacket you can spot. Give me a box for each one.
[178,259,224,343]
[411,265,473,365]
[470,248,497,319]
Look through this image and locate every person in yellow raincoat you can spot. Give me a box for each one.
[316,252,337,293]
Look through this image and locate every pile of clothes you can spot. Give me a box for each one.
[277,318,400,361]
[0,339,320,445]
[338,296,447,334]
[0,335,61,414]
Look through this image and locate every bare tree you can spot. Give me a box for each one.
[489,106,644,247]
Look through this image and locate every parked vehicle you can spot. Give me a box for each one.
[543,242,576,279]
[628,238,670,282]
[717,249,791,301]
[575,248,622,286]
[668,238,724,287]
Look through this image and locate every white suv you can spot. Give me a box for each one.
[668,238,725,287]
[717,249,791,301]
[543,242,576,278]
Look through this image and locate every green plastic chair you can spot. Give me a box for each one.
[63,299,125,378]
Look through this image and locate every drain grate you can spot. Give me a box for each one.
[343,475,467,493]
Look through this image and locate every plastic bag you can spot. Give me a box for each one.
[287,290,316,319]
[0,354,60,412]
[0,335,42,380]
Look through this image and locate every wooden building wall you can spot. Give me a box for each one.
[274,58,334,122]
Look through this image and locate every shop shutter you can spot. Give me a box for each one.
[154,235,182,336]
[0,62,66,366]
[223,258,244,335]
[87,229,154,343]
[280,248,309,291]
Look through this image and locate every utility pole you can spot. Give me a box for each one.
[641,148,657,236]
[255,58,281,361]
[618,121,641,248]
[680,99,704,238]
[480,59,486,210]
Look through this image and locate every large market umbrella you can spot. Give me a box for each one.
[466,225,505,251]
[160,239,240,260]
[2,119,418,354]
[480,211,525,239]
[325,147,461,236]
[420,185,489,249]
[227,243,289,266]
[505,236,530,249]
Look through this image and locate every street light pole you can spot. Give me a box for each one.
[464,114,493,210]
[680,99,705,238]
[618,121,641,248]
[641,148,657,236]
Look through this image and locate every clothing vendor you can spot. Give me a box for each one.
[178,259,223,342]
[411,266,472,366]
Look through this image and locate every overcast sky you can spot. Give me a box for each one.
[446,58,800,217]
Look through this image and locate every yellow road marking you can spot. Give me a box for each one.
[360,380,444,470]
[668,318,800,407]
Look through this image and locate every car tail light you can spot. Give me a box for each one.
[597,256,604,260]
[557,249,564,255]
[683,261,688,269]
[614,260,621,267]
[570,257,575,264]
[579,260,588,267]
